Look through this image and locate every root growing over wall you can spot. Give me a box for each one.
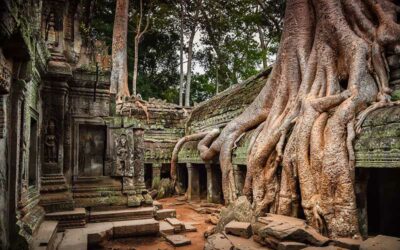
[195,0,400,238]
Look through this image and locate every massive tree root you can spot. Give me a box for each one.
[196,0,400,238]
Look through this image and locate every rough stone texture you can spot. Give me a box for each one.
[277,241,308,250]
[165,234,191,247]
[31,221,58,250]
[166,217,185,233]
[184,223,197,232]
[112,219,159,238]
[45,208,87,231]
[88,207,155,223]
[204,233,234,250]
[254,214,329,249]
[216,196,253,233]
[153,200,163,209]
[225,221,252,239]
[360,235,400,250]
[155,209,176,220]
[332,238,362,250]
[159,221,175,235]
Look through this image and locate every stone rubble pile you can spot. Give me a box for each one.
[205,211,400,250]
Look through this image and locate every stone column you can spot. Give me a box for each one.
[187,163,200,201]
[205,164,213,203]
[151,163,161,189]
[233,164,245,196]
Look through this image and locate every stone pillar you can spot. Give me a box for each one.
[233,164,245,196]
[205,164,214,203]
[152,163,161,189]
[187,163,200,201]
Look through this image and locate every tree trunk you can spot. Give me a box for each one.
[184,24,197,106]
[257,24,267,69]
[179,0,185,106]
[110,0,130,101]
[132,0,149,96]
[196,0,399,238]
[133,35,139,96]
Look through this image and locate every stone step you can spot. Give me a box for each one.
[88,206,155,223]
[165,217,184,233]
[31,220,58,250]
[155,209,176,220]
[41,178,66,185]
[159,221,175,235]
[113,219,159,238]
[45,208,87,231]
[40,184,69,193]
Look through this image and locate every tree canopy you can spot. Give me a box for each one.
[85,0,284,104]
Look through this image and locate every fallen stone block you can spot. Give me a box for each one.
[165,234,191,247]
[166,217,184,232]
[113,219,159,238]
[332,237,362,250]
[278,241,308,250]
[153,200,163,209]
[184,223,197,232]
[256,214,329,247]
[360,235,400,250]
[159,221,175,235]
[205,233,234,250]
[156,209,176,220]
[225,221,252,239]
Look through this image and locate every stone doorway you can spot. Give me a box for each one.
[78,124,106,176]
[367,168,400,237]
[198,164,207,200]
[177,163,188,192]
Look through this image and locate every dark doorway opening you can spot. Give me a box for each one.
[160,163,170,179]
[367,168,400,237]
[144,163,152,189]
[78,124,106,176]
[28,117,38,187]
[177,163,188,192]
[198,164,207,200]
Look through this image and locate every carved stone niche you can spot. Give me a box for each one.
[109,128,146,193]
[110,129,134,177]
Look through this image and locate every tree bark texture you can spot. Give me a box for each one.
[132,0,150,96]
[111,0,130,100]
[194,0,400,238]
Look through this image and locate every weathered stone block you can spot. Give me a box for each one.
[159,221,175,235]
[360,235,400,250]
[256,214,329,248]
[184,223,197,232]
[332,237,362,250]
[224,221,252,239]
[153,200,163,209]
[155,209,176,220]
[166,217,184,232]
[165,235,191,247]
[277,241,308,250]
[112,219,159,238]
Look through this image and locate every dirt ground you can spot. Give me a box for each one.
[100,196,213,250]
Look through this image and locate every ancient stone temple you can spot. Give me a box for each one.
[1,0,400,249]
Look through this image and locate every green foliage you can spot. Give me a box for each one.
[89,0,283,104]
